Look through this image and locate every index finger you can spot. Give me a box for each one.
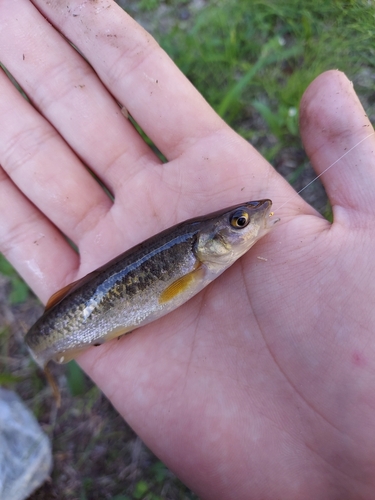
[32,0,226,160]
[31,0,312,224]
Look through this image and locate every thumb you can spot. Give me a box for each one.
[299,70,375,224]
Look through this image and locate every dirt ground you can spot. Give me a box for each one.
[0,273,198,499]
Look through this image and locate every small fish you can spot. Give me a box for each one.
[25,200,279,369]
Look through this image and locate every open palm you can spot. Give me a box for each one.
[1,2,375,499]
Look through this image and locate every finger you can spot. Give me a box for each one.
[0,0,159,196]
[20,0,305,231]
[0,68,115,247]
[30,0,313,227]
[299,70,375,219]
[0,168,78,303]
[32,0,226,160]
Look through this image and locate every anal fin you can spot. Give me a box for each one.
[52,325,135,365]
[99,324,135,342]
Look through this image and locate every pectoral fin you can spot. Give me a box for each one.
[159,264,205,304]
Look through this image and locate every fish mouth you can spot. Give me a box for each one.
[244,199,280,231]
[263,201,280,230]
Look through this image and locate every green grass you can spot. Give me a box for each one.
[0,254,29,303]
[145,0,375,159]
[124,0,374,166]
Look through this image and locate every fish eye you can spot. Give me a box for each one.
[230,210,250,229]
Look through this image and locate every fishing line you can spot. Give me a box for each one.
[273,131,375,214]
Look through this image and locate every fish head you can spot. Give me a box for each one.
[195,199,279,268]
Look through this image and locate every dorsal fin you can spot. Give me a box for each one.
[44,269,100,312]
[45,280,81,311]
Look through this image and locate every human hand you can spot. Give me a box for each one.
[1,2,375,499]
